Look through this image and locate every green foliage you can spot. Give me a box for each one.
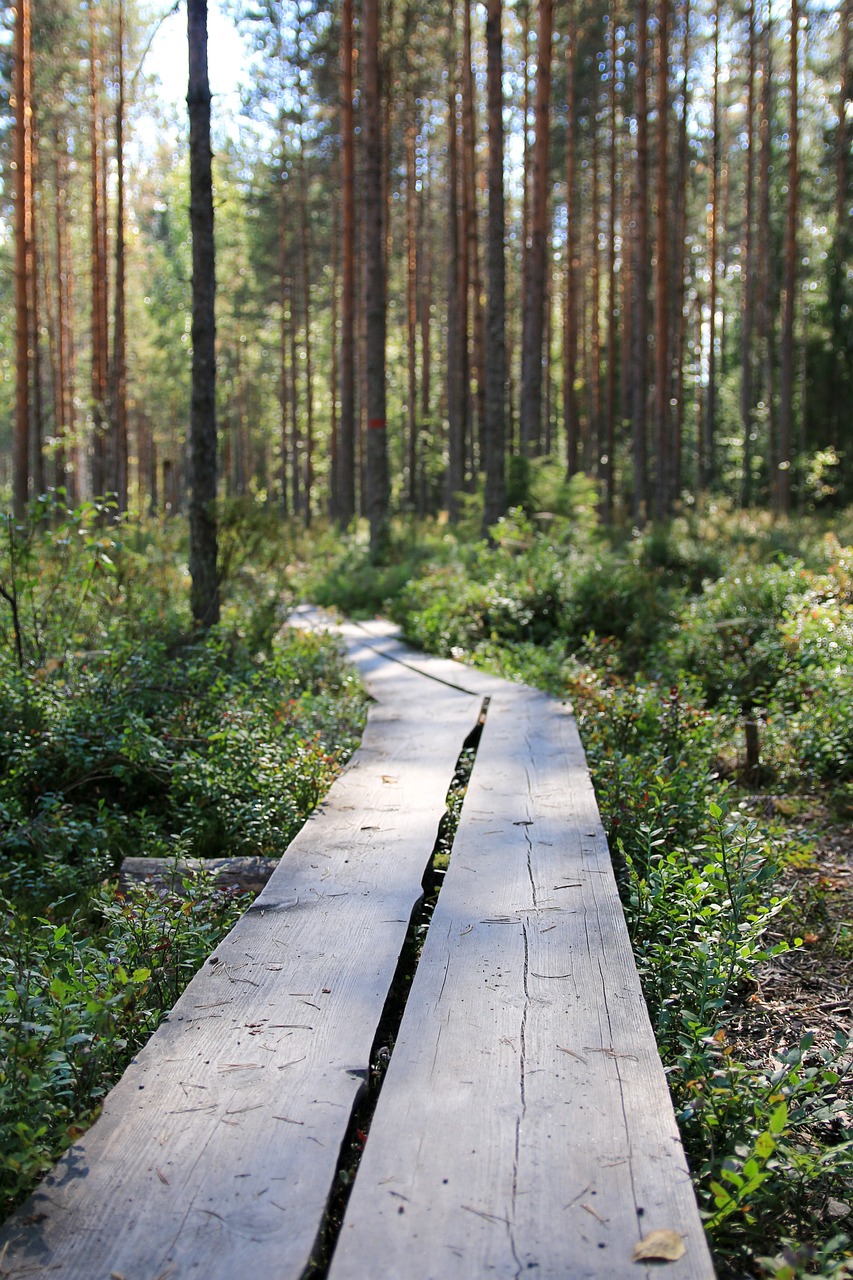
[0,871,247,1217]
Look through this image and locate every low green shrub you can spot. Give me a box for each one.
[0,870,248,1217]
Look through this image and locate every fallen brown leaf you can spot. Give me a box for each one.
[632,1228,686,1263]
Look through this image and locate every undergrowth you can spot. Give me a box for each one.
[0,495,367,1218]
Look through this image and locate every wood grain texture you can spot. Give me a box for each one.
[328,687,715,1280]
[0,635,481,1279]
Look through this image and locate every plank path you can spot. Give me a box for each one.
[0,609,715,1279]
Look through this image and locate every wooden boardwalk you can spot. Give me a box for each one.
[0,610,715,1279]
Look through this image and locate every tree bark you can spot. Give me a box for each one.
[777,0,799,514]
[339,0,356,526]
[363,0,390,556]
[653,0,671,520]
[446,66,465,520]
[604,10,619,521]
[13,0,33,517]
[630,0,650,522]
[187,0,219,626]
[405,123,418,509]
[741,0,757,506]
[702,0,720,493]
[563,2,579,478]
[462,0,485,463]
[110,0,129,515]
[519,0,554,456]
[482,0,506,532]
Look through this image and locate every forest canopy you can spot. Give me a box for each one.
[1,0,851,526]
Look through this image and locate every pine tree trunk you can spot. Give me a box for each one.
[462,0,485,462]
[653,0,671,520]
[605,10,619,520]
[446,66,465,520]
[741,0,757,506]
[363,0,390,556]
[339,0,356,526]
[482,0,506,532]
[519,0,554,456]
[110,0,128,515]
[630,0,650,521]
[13,0,33,517]
[590,109,602,476]
[405,123,418,509]
[187,0,219,626]
[89,11,108,501]
[777,0,798,514]
[563,1,579,478]
[299,123,314,526]
[702,0,720,492]
[278,151,290,517]
[671,0,691,500]
[30,132,45,499]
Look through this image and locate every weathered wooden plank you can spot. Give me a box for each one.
[328,687,715,1280]
[0,648,481,1279]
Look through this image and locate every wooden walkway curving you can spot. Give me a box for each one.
[0,609,715,1279]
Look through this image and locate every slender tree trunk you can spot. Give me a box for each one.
[405,124,418,508]
[446,67,465,519]
[462,0,485,461]
[89,9,109,500]
[702,0,720,493]
[13,0,33,516]
[482,0,506,531]
[741,0,757,506]
[605,11,619,519]
[299,124,314,526]
[671,0,691,500]
[110,0,128,514]
[631,0,650,521]
[187,0,219,626]
[330,200,340,521]
[31,134,45,499]
[278,148,290,517]
[653,0,671,520]
[363,0,389,555]
[563,0,579,478]
[288,245,301,516]
[590,108,602,476]
[777,0,799,514]
[339,0,356,526]
[519,0,554,455]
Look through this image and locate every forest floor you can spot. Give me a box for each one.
[730,809,853,1092]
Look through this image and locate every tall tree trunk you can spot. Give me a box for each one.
[462,0,485,462]
[363,0,389,556]
[702,0,720,493]
[405,123,418,509]
[482,0,506,531]
[630,0,650,521]
[89,8,109,500]
[777,0,799,513]
[339,0,356,526]
[13,0,33,517]
[741,0,757,506]
[563,0,579,478]
[187,0,219,626]
[110,0,128,514]
[446,67,465,519]
[653,0,671,520]
[590,107,602,476]
[671,0,691,500]
[278,147,290,517]
[604,10,619,520]
[519,0,554,455]
[299,122,314,525]
[756,4,775,493]
[30,133,45,499]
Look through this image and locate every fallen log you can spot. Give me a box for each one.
[118,854,279,897]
